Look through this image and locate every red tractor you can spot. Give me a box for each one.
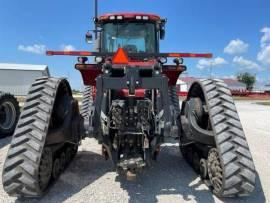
[2,12,256,198]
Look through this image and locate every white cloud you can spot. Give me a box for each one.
[233,56,261,70]
[257,27,270,65]
[260,27,270,48]
[257,45,270,65]
[224,39,249,55]
[18,44,46,54]
[197,57,228,70]
[61,44,76,51]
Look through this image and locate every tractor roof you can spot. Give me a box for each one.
[98,12,161,22]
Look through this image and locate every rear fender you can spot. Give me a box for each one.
[75,64,102,86]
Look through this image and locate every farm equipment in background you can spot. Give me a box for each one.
[0,92,20,138]
[2,11,256,198]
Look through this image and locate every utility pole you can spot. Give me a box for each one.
[94,0,98,39]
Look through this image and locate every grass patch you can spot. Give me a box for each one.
[233,97,252,101]
[256,102,270,106]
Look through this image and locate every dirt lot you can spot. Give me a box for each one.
[0,101,269,203]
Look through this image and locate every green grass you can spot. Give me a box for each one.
[233,96,252,101]
[233,96,270,101]
[256,102,270,106]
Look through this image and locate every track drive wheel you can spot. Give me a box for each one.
[0,92,20,137]
[180,79,256,197]
[2,77,82,197]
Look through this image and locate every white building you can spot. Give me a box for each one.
[0,63,50,96]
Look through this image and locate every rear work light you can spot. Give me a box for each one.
[142,16,149,20]
[95,56,103,63]
[136,16,142,20]
[109,16,116,20]
[116,16,123,20]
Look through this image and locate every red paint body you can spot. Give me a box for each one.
[119,89,146,97]
[47,12,213,98]
[75,64,185,87]
[99,12,161,21]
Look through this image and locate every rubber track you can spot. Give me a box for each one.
[2,77,62,197]
[168,86,180,116]
[80,86,93,137]
[80,86,93,121]
[198,79,256,197]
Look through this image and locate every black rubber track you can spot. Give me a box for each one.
[187,79,256,197]
[2,77,66,197]
[80,86,93,122]
[80,86,93,137]
[0,92,20,137]
[168,86,180,116]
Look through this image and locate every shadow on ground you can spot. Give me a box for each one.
[0,136,11,149]
[117,145,266,203]
[14,144,265,203]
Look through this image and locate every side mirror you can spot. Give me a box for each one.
[160,28,165,40]
[85,31,93,44]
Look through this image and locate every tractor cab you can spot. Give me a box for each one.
[89,13,166,55]
[46,13,211,87]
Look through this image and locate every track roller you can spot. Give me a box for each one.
[2,77,82,197]
[180,79,256,197]
[52,158,61,180]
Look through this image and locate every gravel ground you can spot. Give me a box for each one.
[0,101,269,203]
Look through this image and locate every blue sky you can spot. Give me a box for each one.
[1,0,270,89]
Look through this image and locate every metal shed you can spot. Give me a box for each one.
[0,63,50,96]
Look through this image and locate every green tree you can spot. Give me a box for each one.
[237,72,256,91]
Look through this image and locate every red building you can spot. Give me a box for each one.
[177,77,247,96]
